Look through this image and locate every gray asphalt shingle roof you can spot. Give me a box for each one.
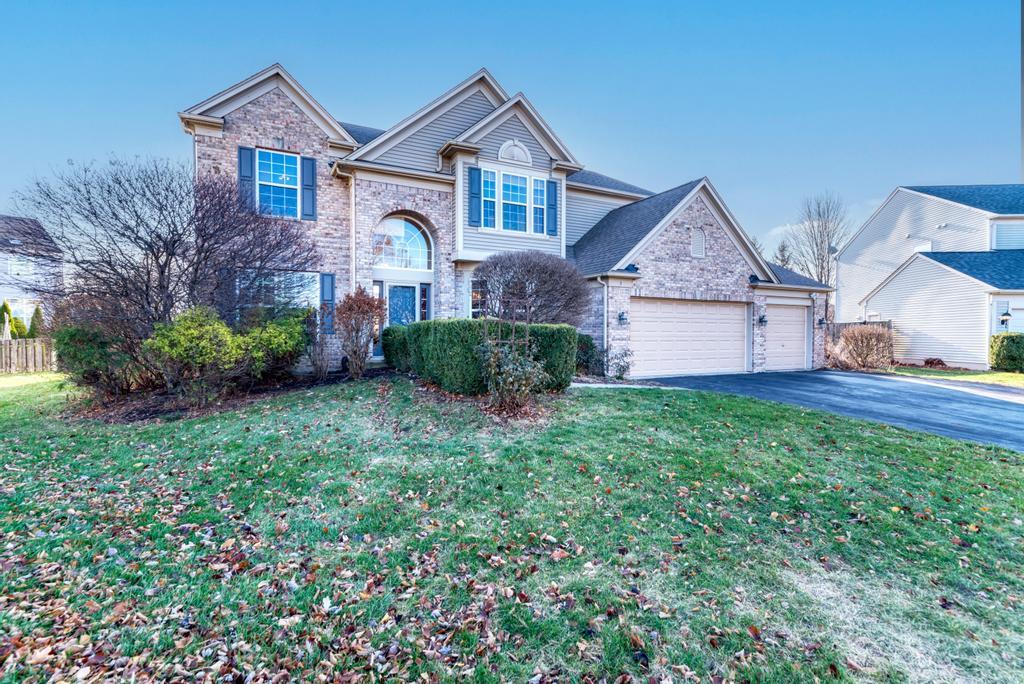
[904,185,1024,215]
[339,122,387,146]
[0,215,59,257]
[768,263,828,288]
[570,179,702,276]
[921,250,1024,290]
[566,170,652,196]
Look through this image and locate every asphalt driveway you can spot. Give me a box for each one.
[653,370,1024,452]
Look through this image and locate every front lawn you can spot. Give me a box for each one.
[1,375,1022,681]
[888,366,1024,389]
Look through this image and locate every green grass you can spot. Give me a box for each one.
[887,366,1024,389]
[1,374,1022,681]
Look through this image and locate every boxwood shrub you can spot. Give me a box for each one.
[990,332,1024,371]
[398,319,577,395]
[382,325,411,372]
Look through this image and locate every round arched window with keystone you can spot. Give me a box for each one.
[372,217,432,270]
[498,139,533,166]
[691,228,706,258]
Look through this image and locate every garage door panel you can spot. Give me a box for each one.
[765,304,808,371]
[630,298,747,377]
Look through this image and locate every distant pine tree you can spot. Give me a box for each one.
[28,305,44,338]
[10,317,27,339]
[772,239,794,270]
[0,300,12,337]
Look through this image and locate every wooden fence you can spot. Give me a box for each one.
[826,320,892,343]
[0,338,57,374]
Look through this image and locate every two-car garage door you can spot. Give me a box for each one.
[630,297,810,377]
[630,298,748,377]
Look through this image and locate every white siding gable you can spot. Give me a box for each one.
[836,189,990,322]
[475,114,552,172]
[865,256,990,368]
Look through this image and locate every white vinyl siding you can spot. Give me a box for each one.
[836,189,990,322]
[865,256,990,369]
[993,223,1024,249]
[374,90,496,172]
[565,190,631,245]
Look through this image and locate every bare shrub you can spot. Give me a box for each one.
[15,158,317,389]
[304,305,332,381]
[335,286,386,379]
[473,250,589,325]
[834,325,893,370]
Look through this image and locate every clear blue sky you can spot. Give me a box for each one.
[2,1,1019,248]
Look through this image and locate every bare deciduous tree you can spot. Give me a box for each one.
[15,158,318,361]
[474,250,590,325]
[785,192,850,313]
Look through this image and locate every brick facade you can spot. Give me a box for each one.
[188,82,826,376]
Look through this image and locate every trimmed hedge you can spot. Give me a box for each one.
[990,333,1024,372]
[382,325,411,372]
[389,319,577,395]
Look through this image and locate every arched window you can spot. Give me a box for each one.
[691,228,706,258]
[372,216,432,270]
[498,139,532,166]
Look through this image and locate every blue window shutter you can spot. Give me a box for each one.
[468,166,482,227]
[238,147,255,210]
[301,157,317,220]
[320,273,335,334]
[546,180,558,236]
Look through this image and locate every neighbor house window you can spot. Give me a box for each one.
[257,149,299,218]
[8,256,33,278]
[372,217,432,270]
[691,228,706,258]
[501,173,528,231]
[482,170,497,228]
[532,180,546,235]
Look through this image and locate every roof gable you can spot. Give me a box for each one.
[453,93,580,167]
[0,215,59,257]
[347,68,508,162]
[570,179,776,281]
[180,64,358,149]
[902,184,1024,215]
[566,170,652,198]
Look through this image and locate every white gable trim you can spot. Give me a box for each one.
[610,179,777,283]
[454,93,581,167]
[180,63,357,148]
[858,252,993,306]
[346,68,508,162]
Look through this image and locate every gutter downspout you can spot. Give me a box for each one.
[597,276,608,354]
[332,165,358,291]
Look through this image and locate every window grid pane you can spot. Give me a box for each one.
[503,203,527,232]
[483,199,496,228]
[482,170,496,200]
[372,218,432,270]
[502,174,527,204]
[257,150,300,218]
[533,207,545,234]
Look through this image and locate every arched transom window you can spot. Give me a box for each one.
[372,217,432,270]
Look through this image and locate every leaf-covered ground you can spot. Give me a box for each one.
[1,373,1022,682]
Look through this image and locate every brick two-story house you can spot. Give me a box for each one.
[180,64,827,377]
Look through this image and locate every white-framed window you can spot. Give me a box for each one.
[501,173,528,232]
[532,179,546,235]
[482,170,497,229]
[371,216,432,270]
[691,228,706,258]
[256,149,300,218]
[479,167,553,235]
[470,278,487,319]
[8,256,33,278]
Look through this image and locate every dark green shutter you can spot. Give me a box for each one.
[238,147,255,210]
[546,180,558,236]
[301,157,316,220]
[468,166,482,227]
[320,273,335,334]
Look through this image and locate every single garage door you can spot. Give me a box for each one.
[764,304,808,371]
[630,298,748,377]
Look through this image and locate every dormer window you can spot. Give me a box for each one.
[498,139,532,166]
[691,228,706,258]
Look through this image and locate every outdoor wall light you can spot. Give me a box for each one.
[618,311,629,325]
[758,314,768,325]
[818,317,827,327]
[1000,310,1012,327]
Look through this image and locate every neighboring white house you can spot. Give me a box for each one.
[836,185,1024,369]
[0,215,61,328]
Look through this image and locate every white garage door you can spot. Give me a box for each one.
[765,304,808,371]
[630,298,748,377]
